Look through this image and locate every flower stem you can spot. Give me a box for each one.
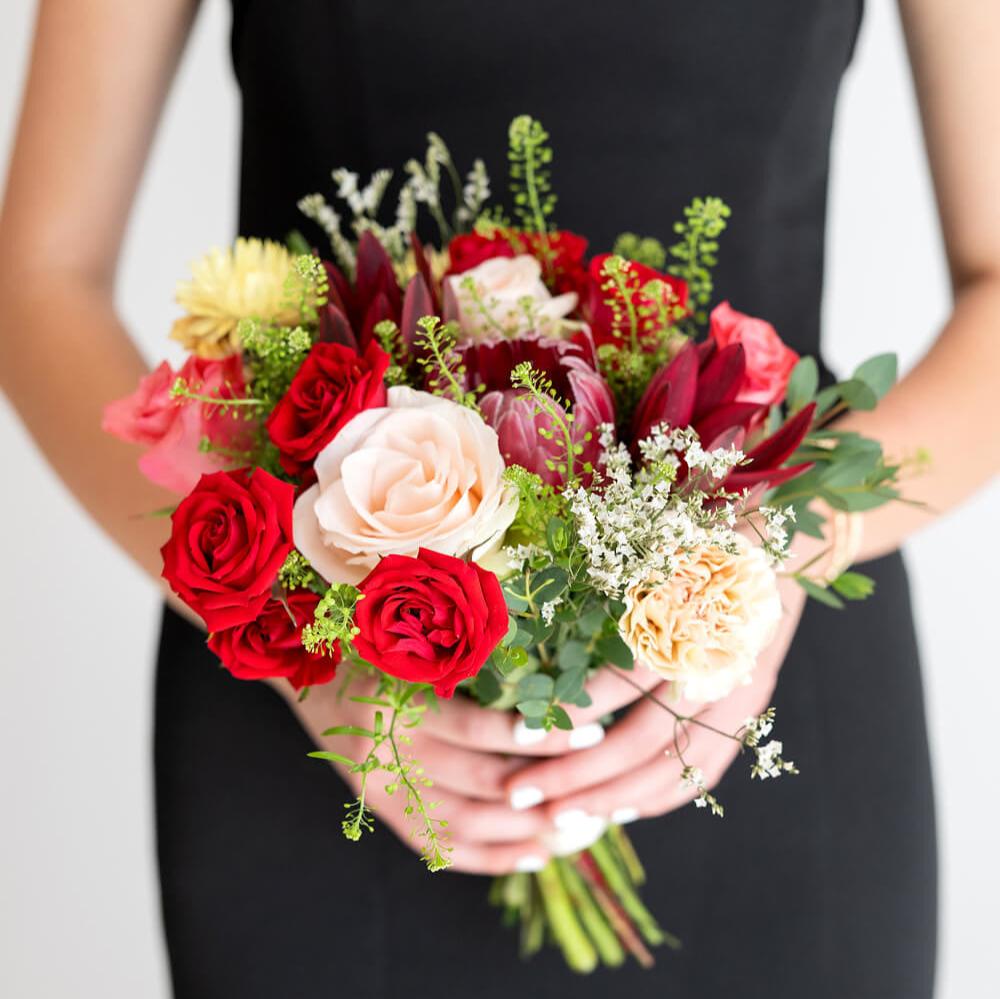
[535,861,599,973]
[555,858,626,967]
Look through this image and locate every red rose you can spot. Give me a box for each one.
[446,229,589,297]
[584,253,689,349]
[266,341,390,477]
[352,548,508,698]
[208,591,339,690]
[708,301,799,407]
[161,468,295,630]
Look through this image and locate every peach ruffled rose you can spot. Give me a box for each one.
[444,254,578,340]
[618,536,782,702]
[293,387,518,585]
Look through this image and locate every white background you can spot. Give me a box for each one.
[1,1,997,996]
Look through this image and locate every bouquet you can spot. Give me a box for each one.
[104,116,910,971]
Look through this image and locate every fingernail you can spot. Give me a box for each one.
[553,807,591,831]
[568,722,605,750]
[510,786,545,811]
[611,806,640,825]
[513,720,547,746]
[543,812,608,857]
[515,855,546,873]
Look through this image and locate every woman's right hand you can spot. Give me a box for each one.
[272,665,662,875]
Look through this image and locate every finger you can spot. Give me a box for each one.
[447,839,551,876]
[503,682,676,809]
[423,664,662,757]
[406,735,531,801]
[543,728,744,823]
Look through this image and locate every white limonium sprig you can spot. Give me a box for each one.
[740,709,798,781]
[565,424,743,597]
[297,193,356,275]
[681,765,724,817]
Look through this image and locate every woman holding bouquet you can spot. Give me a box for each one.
[2,1,998,996]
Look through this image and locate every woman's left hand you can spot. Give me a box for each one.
[504,565,809,832]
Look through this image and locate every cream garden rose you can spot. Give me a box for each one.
[293,386,518,585]
[444,254,578,340]
[618,536,782,702]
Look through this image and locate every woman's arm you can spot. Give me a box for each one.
[0,0,199,587]
[843,0,1000,560]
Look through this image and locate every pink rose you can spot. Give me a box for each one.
[103,355,251,494]
[708,302,799,407]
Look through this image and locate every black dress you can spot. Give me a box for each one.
[154,2,937,995]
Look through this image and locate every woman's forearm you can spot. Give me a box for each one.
[835,274,1000,561]
[0,269,179,586]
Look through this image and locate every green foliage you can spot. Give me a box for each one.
[831,571,876,600]
[612,232,667,270]
[508,115,556,234]
[313,674,451,871]
[413,315,480,408]
[238,317,314,410]
[372,319,411,386]
[509,361,586,484]
[667,196,731,328]
[301,583,362,656]
[278,550,322,593]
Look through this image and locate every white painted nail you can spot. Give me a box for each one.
[515,855,546,873]
[568,722,605,750]
[543,813,608,857]
[513,719,547,746]
[611,806,640,825]
[553,807,591,831]
[510,786,545,811]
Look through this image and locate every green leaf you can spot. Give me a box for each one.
[307,750,357,767]
[549,705,574,731]
[516,673,555,702]
[320,725,375,739]
[554,665,587,703]
[546,517,569,553]
[576,605,609,637]
[516,699,551,719]
[785,357,819,413]
[852,353,897,401]
[815,385,845,418]
[474,668,503,706]
[837,378,878,412]
[531,565,569,602]
[830,571,876,600]
[557,640,590,672]
[595,632,634,670]
[795,576,845,609]
[502,579,531,613]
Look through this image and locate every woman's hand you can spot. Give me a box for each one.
[271,664,664,876]
[504,568,809,836]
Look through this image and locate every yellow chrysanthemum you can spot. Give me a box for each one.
[171,238,301,358]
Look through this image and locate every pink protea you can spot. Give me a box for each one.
[457,333,615,485]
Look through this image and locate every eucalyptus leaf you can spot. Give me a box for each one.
[516,699,551,719]
[557,640,590,672]
[785,356,819,413]
[838,378,878,412]
[595,632,634,670]
[549,705,574,731]
[852,353,897,400]
[517,673,555,701]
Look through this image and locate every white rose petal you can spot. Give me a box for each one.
[294,387,518,584]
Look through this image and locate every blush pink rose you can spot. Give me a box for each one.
[708,302,799,407]
[102,355,251,494]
